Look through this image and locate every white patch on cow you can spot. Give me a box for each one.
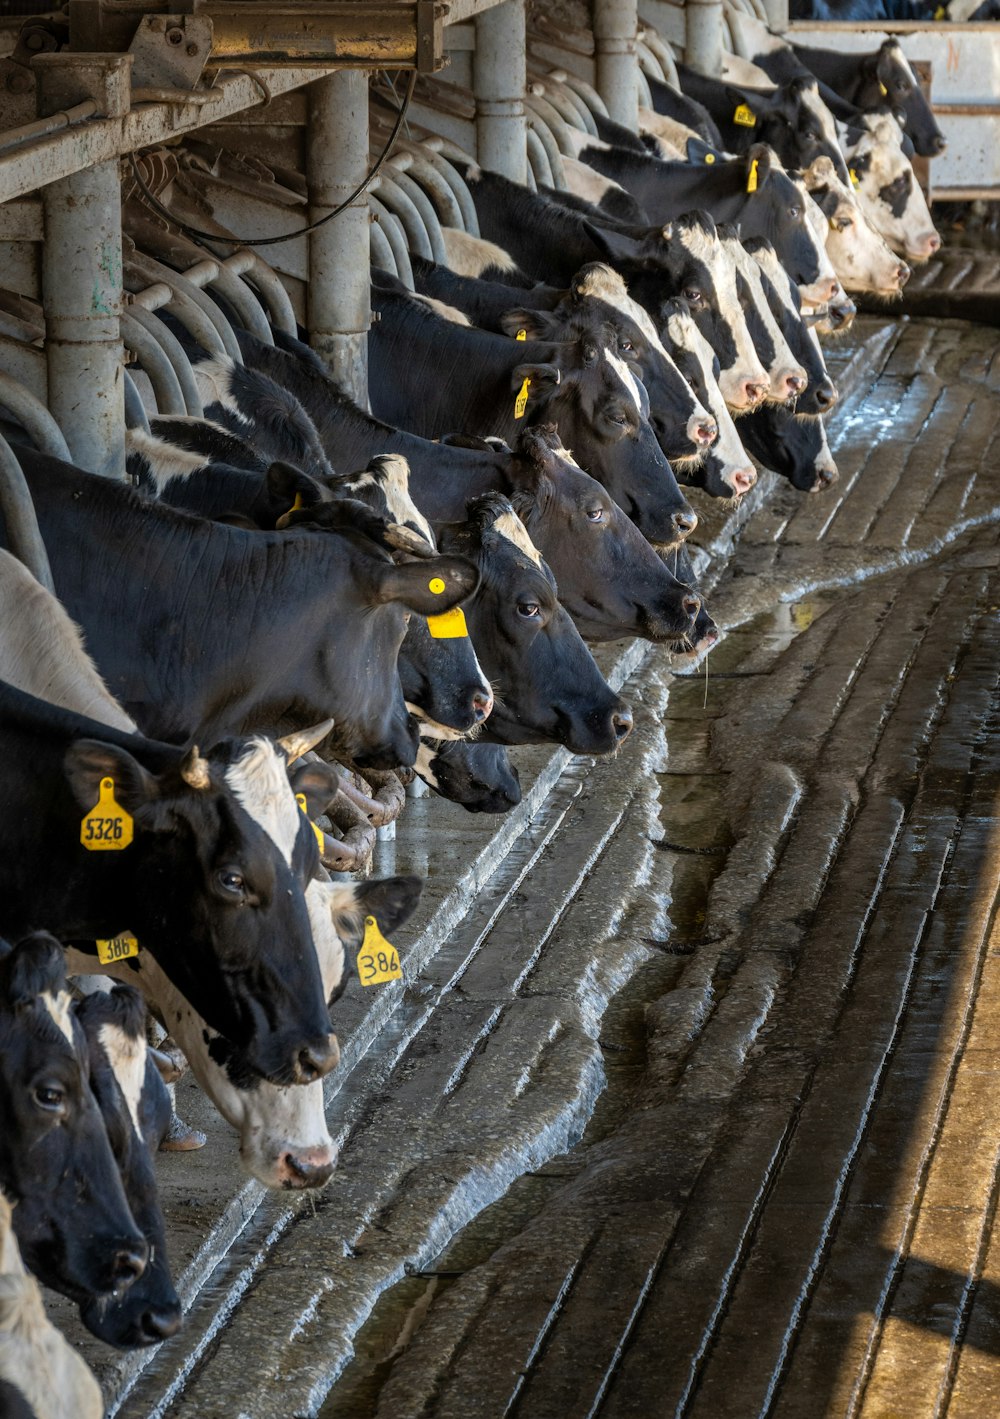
[411,293,472,327]
[224,738,302,869]
[722,234,806,398]
[0,550,137,733]
[637,108,698,160]
[798,82,843,166]
[405,703,471,743]
[794,177,839,304]
[605,348,644,415]
[664,309,755,492]
[562,156,631,211]
[493,510,544,568]
[720,53,777,90]
[196,357,252,426]
[125,428,204,492]
[802,156,905,294]
[368,454,435,550]
[842,113,939,261]
[414,738,441,791]
[41,990,74,1046]
[563,129,611,160]
[678,224,768,408]
[98,1021,146,1136]
[441,228,518,278]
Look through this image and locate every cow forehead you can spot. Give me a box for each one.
[799,84,840,149]
[42,989,75,1047]
[97,1021,145,1136]
[223,737,301,868]
[676,222,719,267]
[493,510,544,568]
[347,456,435,549]
[604,349,643,414]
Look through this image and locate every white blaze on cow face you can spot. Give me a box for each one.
[605,348,645,417]
[224,738,304,870]
[676,222,769,412]
[493,510,544,567]
[802,157,908,296]
[798,83,846,177]
[441,228,520,278]
[664,309,756,495]
[344,454,436,551]
[41,989,75,1047]
[97,1021,147,1136]
[125,428,204,492]
[843,114,940,262]
[723,234,807,403]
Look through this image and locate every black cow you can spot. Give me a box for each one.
[0,680,338,1085]
[741,403,838,492]
[8,446,477,768]
[75,984,180,1347]
[436,494,634,753]
[368,285,695,547]
[0,932,147,1305]
[415,736,522,814]
[647,72,724,146]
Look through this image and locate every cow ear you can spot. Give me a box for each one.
[64,740,161,817]
[0,932,67,1011]
[511,362,561,395]
[499,309,553,341]
[266,461,329,516]
[371,555,479,613]
[288,760,340,821]
[331,875,423,949]
[580,219,646,265]
[685,135,722,166]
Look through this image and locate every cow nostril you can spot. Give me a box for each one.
[141,1306,183,1342]
[787,375,806,395]
[111,1243,148,1288]
[472,690,493,720]
[815,381,838,412]
[897,262,912,286]
[682,594,701,620]
[731,467,756,495]
[814,467,838,491]
[282,1152,336,1188]
[297,1037,339,1083]
[672,508,698,536]
[925,235,941,255]
[692,418,717,446]
[612,709,633,741]
[932,135,947,155]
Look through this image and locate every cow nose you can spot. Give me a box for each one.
[743,381,768,406]
[279,1150,337,1189]
[472,688,493,721]
[688,414,717,447]
[813,466,839,492]
[612,708,633,742]
[672,507,698,537]
[814,380,838,412]
[111,1242,148,1289]
[682,593,701,621]
[931,133,947,155]
[141,1306,183,1342]
[295,1035,340,1084]
[923,235,941,257]
[785,373,807,398]
[730,466,757,495]
[896,261,912,287]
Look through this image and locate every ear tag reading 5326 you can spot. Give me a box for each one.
[357,916,402,987]
[746,158,759,194]
[81,777,133,851]
[426,575,468,638]
[514,377,531,419]
[733,103,756,127]
[96,932,139,965]
[515,328,527,341]
[295,794,326,853]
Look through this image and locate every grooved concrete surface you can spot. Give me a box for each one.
[75,313,1000,1418]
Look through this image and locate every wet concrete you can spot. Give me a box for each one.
[55,310,1000,1417]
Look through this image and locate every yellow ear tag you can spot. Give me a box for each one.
[295,793,326,854]
[426,574,468,638]
[95,932,139,965]
[704,151,716,164]
[934,5,946,17]
[357,916,402,987]
[290,492,303,513]
[733,103,756,127]
[878,80,888,96]
[849,167,860,189]
[81,777,133,851]
[746,158,759,194]
[514,376,531,419]
[515,328,527,341]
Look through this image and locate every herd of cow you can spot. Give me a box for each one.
[0,11,945,1416]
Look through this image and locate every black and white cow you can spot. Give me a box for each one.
[743,240,839,418]
[842,114,941,263]
[800,155,911,295]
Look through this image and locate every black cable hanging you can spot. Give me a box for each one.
[126,69,417,251]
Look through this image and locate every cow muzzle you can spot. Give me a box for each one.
[277,1142,338,1190]
[292,1033,340,1085]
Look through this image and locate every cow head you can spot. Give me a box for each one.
[740,404,838,493]
[724,76,849,182]
[414,736,522,813]
[866,39,945,158]
[718,225,809,405]
[0,932,148,1305]
[843,114,940,263]
[74,985,180,1348]
[743,241,839,417]
[440,494,634,754]
[803,156,910,296]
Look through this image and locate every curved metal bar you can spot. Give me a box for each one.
[636,67,653,111]
[121,311,186,417]
[525,105,566,188]
[126,262,228,360]
[525,91,576,155]
[0,372,70,462]
[131,253,244,363]
[237,255,297,338]
[0,432,54,592]
[370,218,399,278]
[525,125,554,189]
[369,197,414,287]
[555,70,611,120]
[123,371,151,434]
[396,150,464,231]
[390,168,449,264]
[375,173,434,261]
[204,262,273,345]
[421,147,481,237]
[642,27,680,87]
[530,78,592,136]
[545,76,599,136]
[127,306,203,418]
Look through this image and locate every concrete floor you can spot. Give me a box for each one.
[64,309,1000,1418]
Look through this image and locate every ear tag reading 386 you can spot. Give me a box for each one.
[514,377,531,419]
[426,575,468,639]
[295,794,326,853]
[515,328,527,341]
[746,158,759,194]
[81,777,133,851]
[733,103,756,127]
[96,932,139,965]
[357,916,402,987]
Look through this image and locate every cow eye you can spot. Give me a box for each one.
[619,338,634,353]
[516,602,540,620]
[684,288,703,305]
[586,506,605,523]
[34,1084,64,1113]
[216,869,245,897]
[895,80,910,95]
[789,205,801,221]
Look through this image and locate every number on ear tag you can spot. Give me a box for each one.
[295,794,326,853]
[515,328,527,341]
[514,377,531,419]
[81,777,133,851]
[746,158,759,194]
[96,932,139,965]
[733,103,756,127]
[849,167,860,189]
[427,605,468,639]
[357,916,402,987]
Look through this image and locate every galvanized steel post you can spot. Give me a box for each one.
[473,0,527,184]
[685,0,725,79]
[307,70,370,405]
[33,55,130,478]
[593,0,638,132]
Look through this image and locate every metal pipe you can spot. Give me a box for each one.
[390,168,449,263]
[369,197,414,287]
[0,100,97,159]
[237,255,297,337]
[534,73,598,135]
[636,67,653,110]
[642,27,680,88]
[527,87,584,148]
[474,0,527,184]
[0,433,54,592]
[307,69,370,406]
[594,0,639,131]
[122,370,150,433]
[558,70,610,120]
[121,311,186,416]
[396,149,464,231]
[525,105,567,188]
[525,126,554,188]
[126,305,203,417]
[125,262,227,359]
[686,0,725,79]
[369,218,399,278]
[375,172,434,260]
[130,252,243,362]
[42,158,124,478]
[637,38,666,83]
[197,260,274,345]
[0,372,70,461]
[421,147,480,236]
